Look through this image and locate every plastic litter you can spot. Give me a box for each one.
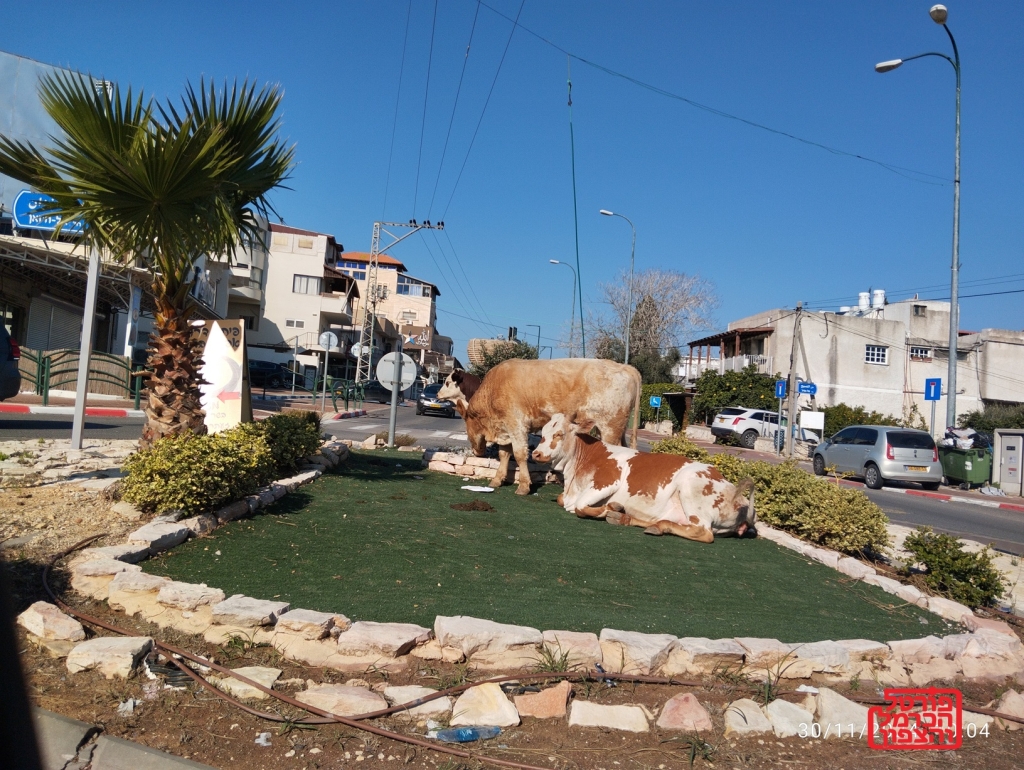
[979,485,1007,497]
[255,732,272,747]
[435,726,502,743]
[117,698,141,716]
[460,485,494,493]
[795,684,819,694]
[594,663,617,687]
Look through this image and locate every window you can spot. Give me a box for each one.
[910,346,931,360]
[913,305,927,317]
[887,431,936,450]
[297,236,314,249]
[285,319,305,329]
[853,428,879,446]
[831,428,858,445]
[337,262,366,280]
[399,311,417,322]
[397,275,431,297]
[248,266,264,291]
[865,345,888,365]
[292,274,322,295]
[240,314,259,331]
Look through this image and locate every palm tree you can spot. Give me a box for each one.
[0,71,293,446]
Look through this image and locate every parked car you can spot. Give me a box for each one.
[247,359,291,389]
[710,407,784,449]
[416,383,456,417]
[361,380,396,404]
[812,425,942,490]
[0,326,21,401]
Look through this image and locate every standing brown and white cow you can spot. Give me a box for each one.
[437,359,641,495]
[532,413,756,543]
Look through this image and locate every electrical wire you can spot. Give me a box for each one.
[436,228,494,326]
[413,0,440,215]
[381,0,414,219]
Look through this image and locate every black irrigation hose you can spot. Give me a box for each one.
[40,534,1024,769]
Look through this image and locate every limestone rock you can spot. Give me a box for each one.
[992,689,1024,731]
[784,641,851,678]
[888,635,944,664]
[863,573,905,595]
[724,699,773,736]
[215,500,250,523]
[735,637,792,669]
[296,683,388,716]
[75,544,151,564]
[765,698,815,738]
[17,601,85,642]
[72,558,141,577]
[656,693,713,732]
[107,572,170,615]
[836,639,891,662]
[542,630,603,669]
[656,637,746,677]
[514,681,572,719]
[804,546,840,570]
[277,609,351,640]
[126,522,189,552]
[335,621,431,658]
[892,583,928,607]
[599,628,677,674]
[66,637,152,679]
[928,596,972,623]
[435,615,541,668]
[815,687,869,737]
[156,581,225,611]
[211,666,282,700]
[110,501,144,520]
[408,638,465,663]
[568,701,649,732]
[963,616,1017,637]
[180,514,218,537]
[836,557,875,580]
[450,682,521,727]
[962,710,994,732]
[384,685,453,718]
[212,595,291,627]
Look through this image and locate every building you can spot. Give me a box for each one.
[686,290,1024,427]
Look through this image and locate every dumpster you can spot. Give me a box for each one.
[939,446,993,489]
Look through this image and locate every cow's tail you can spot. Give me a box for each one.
[630,371,641,449]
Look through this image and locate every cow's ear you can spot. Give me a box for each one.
[452,370,463,384]
[574,418,596,434]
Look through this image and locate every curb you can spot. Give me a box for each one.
[328,409,368,420]
[837,478,1024,513]
[0,403,144,418]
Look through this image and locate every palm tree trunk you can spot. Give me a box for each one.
[139,285,206,449]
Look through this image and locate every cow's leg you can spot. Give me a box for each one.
[574,505,611,520]
[488,445,514,489]
[644,520,715,543]
[606,507,658,529]
[596,415,630,447]
[510,437,533,495]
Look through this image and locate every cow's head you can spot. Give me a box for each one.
[711,477,757,538]
[532,413,584,470]
[437,369,482,404]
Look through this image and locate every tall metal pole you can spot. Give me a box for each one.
[70,246,101,450]
[600,211,636,365]
[526,324,541,352]
[549,260,577,356]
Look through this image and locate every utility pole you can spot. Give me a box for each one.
[785,303,804,458]
[355,220,444,382]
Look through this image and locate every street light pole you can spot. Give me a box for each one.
[525,324,541,353]
[599,210,636,366]
[876,4,961,428]
[549,260,577,357]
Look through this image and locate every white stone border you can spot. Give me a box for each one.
[60,441,1024,691]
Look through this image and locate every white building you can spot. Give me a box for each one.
[686,291,1024,427]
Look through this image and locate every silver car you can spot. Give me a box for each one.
[812,425,942,490]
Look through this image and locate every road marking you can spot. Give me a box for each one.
[449,433,468,441]
[347,424,382,432]
[429,430,450,437]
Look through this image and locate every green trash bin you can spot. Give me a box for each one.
[939,446,992,489]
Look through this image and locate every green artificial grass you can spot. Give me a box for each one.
[144,449,943,643]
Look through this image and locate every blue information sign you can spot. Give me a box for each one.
[649,395,662,409]
[924,378,942,401]
[12,190,85,234]
[775,380,787,399]
[797,381,817,396]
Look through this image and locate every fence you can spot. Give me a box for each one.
[18,348,145,408]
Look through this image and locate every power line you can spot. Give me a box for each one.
[440,0,526,220]
[436,228,493,326]
[417,230,489,329]
[413,0,439,215]
[381,0,413,219]
[476,0,950,187]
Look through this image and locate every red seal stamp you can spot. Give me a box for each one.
[868,688,962,750]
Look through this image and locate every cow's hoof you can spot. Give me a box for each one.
[643,526,664,536]
[607,502,625,513]
[556,493,565,507]
[515,486,531,496]
[606,510,631,526]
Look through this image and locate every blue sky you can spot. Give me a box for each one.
[2,2,1021,362]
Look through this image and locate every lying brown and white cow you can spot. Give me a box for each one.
[438,359,641,495]
[532,413,756,543]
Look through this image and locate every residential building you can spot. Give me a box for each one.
[685,290,1024,427]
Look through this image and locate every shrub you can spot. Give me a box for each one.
[260,411,323,470]
[690,366,779,426]
[121,426,276,514]
[902,527,1005,608]
[822,403,900,438]
[651,439,890,554]
[959,403,1024,433]
[640,383,683,429]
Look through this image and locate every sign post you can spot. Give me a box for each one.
[649,394,662,425]
[924,377,942,438]
[376,345,417,448]
[775,380,787,455]
[318,331,339,413]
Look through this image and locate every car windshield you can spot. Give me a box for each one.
[887,431,935,450]
[423,384,442,397]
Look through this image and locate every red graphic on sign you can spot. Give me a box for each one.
[868,688,962,750]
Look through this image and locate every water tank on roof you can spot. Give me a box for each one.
[839,306,852,314]
[872,289,886,309]
[858,292,871,313]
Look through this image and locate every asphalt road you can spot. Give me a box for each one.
[5,411,1021,554]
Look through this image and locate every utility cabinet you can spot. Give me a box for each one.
[993,430,1024,497]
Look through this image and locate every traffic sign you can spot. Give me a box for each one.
[318,331,339,350]
[797,381,817,396]
[775,380,787,399]
[376,352,416,390]
[649,395,662,408]
[924,378,942,401]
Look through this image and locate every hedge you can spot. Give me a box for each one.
[651,435,890,554]
[121,411,323,515]
[640,383,682,429]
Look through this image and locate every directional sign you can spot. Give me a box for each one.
[924,377,942,401]
[775,380,787,399]
[649,395,662,409]
[797,381,817,396]
[12,190,85,234]
[376,352,416,391]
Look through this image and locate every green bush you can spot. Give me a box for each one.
[959,403,1024,433]
[650,439,890,554]
[121,427,276,514]
[260,411,323,470]
[640,383,683,429]
[690,366,779,426]
[902,527,1005,608]
[822,403,900,438]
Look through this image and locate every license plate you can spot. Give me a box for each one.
[428,404,444,409]
[906,465,928,472]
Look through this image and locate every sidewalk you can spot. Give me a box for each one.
[1,391,142,418]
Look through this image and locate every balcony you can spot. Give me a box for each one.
[319,292,353,325]
[227,269,263,303]
[720,354,773,375]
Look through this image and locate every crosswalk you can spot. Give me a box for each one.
[323,415,469,444]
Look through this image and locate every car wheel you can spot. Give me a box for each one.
[864,463,883,490]
[416,406,423,415]
[922,481,941,491]
[740,430,758,450]
[268,375,283,388]
[812,454,825,476]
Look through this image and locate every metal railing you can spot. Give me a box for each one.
[20,348,146,408]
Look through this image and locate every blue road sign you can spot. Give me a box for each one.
[12,190,85,234]
[775,380,787,399]
[797,381,817,396]
[924,378,942,401]
[649,395,662,408]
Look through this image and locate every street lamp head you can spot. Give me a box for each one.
[599,209,614,216]
[875,59,904,73]
[929,4,948,24]
[549,259,560,264]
